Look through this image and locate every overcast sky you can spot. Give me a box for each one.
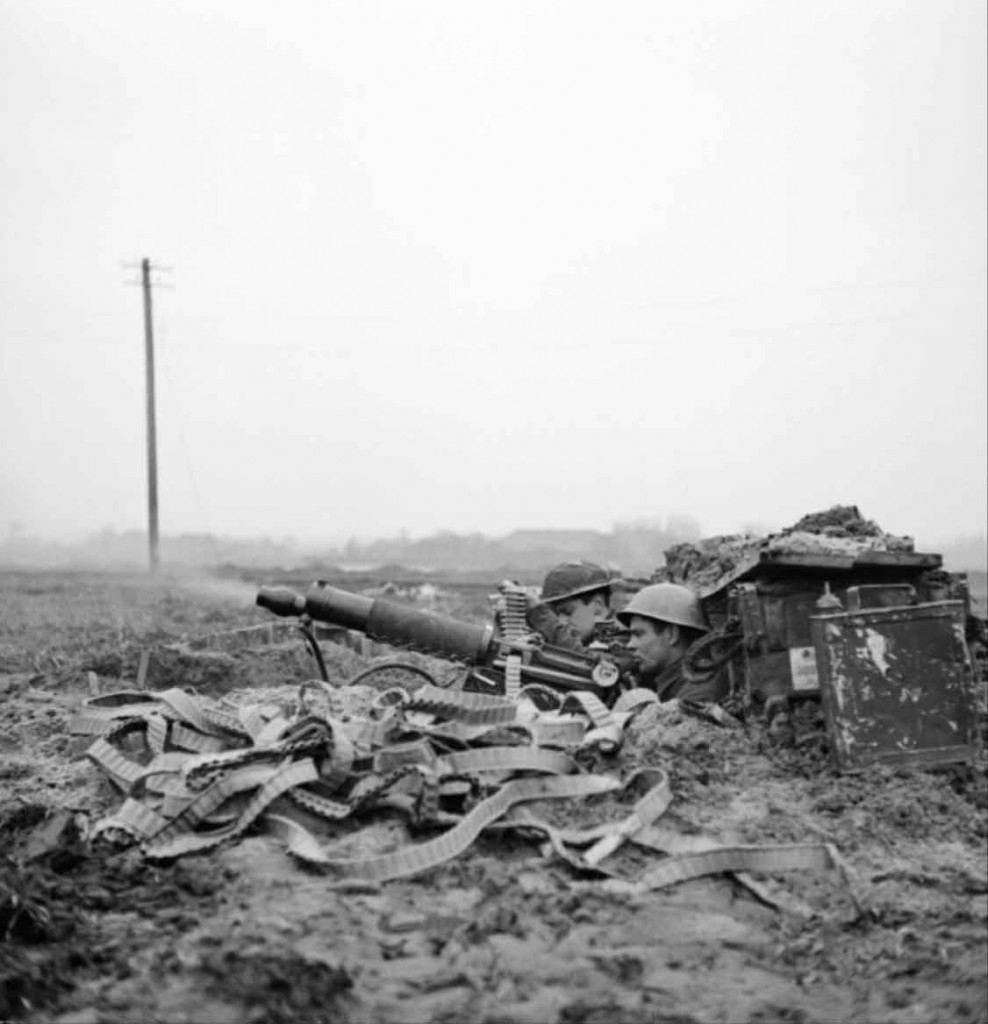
[2,0,985,549]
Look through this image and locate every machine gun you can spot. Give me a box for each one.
[256,581,631,701]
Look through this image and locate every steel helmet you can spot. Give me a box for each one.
[540,561,611,605]
[616,583,709,633]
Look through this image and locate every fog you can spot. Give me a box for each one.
[2,1,985,549]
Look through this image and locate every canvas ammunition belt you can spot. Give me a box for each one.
[72,682,858,898]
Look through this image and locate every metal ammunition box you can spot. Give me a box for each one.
[811,600,978,768]
[701,549,966,702]
[700,548,979,768]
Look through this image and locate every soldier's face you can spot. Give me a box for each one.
[627,616,674,675]
[555,595,601,643]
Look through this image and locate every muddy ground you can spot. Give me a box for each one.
[1,570,985,1024]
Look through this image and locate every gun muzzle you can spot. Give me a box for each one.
[256,586,307,617]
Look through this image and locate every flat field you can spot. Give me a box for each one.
[1,569,986,1024]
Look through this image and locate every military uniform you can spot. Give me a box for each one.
[525,561,621,652]
[636,656,729,704]
[616,582,729,705]
[526,603,626,652]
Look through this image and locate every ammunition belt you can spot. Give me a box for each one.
[72,681,860,901]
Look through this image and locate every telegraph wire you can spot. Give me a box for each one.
[5,299,978,358]
[7,303,983,358]
[95,306,982,359]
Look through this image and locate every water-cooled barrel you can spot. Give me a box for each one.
[302,584,375,630]
[256,582,495,664]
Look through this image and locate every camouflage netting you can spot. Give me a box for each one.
[656,535,764,594]
[787,505,886,537]
[654,505,917,595]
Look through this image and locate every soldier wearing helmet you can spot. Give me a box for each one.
[525,561,624,650]
[617,583,728,703]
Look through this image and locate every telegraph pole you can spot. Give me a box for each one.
[141,257,160,573]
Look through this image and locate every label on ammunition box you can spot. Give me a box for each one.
[789,646,821,692]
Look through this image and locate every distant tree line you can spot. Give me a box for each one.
[0,518,705,575]
[1,520,984,576]
[336,516,704,575]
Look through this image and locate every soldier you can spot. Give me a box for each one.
[525,561,624,650]
[617,583,729,703]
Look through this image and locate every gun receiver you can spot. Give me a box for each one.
[256,582,625,698]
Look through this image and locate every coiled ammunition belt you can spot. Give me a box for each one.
[71,680,860,900]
